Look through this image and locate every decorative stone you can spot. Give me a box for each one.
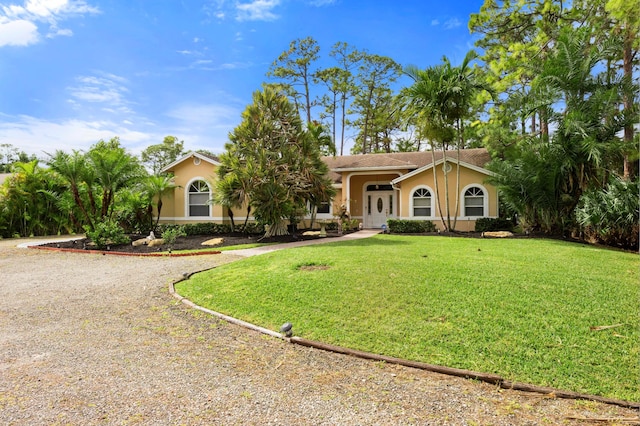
[201,238,224,246]
[302,231,321,236]
[148,238,165,247]
[481,231,514,238]
[132,238,148,247]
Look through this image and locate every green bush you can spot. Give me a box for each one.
[474,217,515,233]
[160,225,186,246]
[157,222,264,236]
[324,221,338,231]
[387,219,436,233]
[85,220,130,249]
[576,177,639,250]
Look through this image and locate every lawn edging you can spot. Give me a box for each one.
[170,269,640,410]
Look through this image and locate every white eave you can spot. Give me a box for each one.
[161,151,221,173]
[391,158,495,185]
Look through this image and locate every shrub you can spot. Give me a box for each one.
[156,222,263,236]
[85,220,129,249]
[576,177,639,250]
[324,221,338,231]
[387,219,436,233]
[161,226,186,246]
[474,217,515,233]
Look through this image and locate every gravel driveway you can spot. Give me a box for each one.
[0,238,637,425]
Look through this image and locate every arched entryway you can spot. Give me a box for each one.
[363,183,395,228]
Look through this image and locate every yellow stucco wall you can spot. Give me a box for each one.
[160,156,252,224]
[160,156,497,232]
[340,172,405,218]
[394,163,498,231]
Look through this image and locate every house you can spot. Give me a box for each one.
[159,148,498,232]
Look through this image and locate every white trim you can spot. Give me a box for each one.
[161,151,220,173]
[362,180,396,228]
[409,184,435,219]
[185,177,213,218]
[391,158,494,185]
[460,183,489,218]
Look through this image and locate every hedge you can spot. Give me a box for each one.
[387,219,437,234]
[474,217,514,233]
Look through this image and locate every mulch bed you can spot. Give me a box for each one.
[38,230,347,254]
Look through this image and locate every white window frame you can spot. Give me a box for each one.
[410,185,435,218]
[185,177,212,218]
[461,184,488,218]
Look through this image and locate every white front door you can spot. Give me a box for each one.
[366,191,394,228]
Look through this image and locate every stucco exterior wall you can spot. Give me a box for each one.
[395,163,498,232]
[161,157,222,223]
[340,172,405,220]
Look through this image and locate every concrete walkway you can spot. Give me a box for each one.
[230,229,382,257]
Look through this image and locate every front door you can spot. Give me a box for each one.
[366,191,394,228]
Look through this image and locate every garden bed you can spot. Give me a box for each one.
[38,230,347,254]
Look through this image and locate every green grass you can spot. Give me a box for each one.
[176,235,640,402]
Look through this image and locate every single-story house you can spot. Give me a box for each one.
[159,148,498,232]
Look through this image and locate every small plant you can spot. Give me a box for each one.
[161,226,186,247]
[84,220,129,249]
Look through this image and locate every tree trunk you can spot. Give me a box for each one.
[431,144,447,231]
[452,119,463,231]
[262,219,289,239]
[622,26,636,180]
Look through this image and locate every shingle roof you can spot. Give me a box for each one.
[322,148,491,184]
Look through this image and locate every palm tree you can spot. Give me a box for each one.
[142,174,178,231]
[404,50,491,231]
[48,150,95,230]
[88,142,144,220]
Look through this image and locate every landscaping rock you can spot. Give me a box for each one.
[482,231,514,238]
[202,237,224,246]
[148,238,165,247]
[132,238,148,247]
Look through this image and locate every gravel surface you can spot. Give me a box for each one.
[0,237,638,425]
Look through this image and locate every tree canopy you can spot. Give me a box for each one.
[217,87,335,238]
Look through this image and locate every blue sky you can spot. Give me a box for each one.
[0,0,486,158]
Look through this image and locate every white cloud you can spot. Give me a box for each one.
[431,19,439,26]
[443,18,461,30]
[67,73,130,108]
[0,18,38,46]
[0,100,240,158]
[0,114,155,156]
[236,0,280,22]
[0,0,99,47]
[162,102,240,152]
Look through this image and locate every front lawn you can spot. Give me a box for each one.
[176,235,639,402]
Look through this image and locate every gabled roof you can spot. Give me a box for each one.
[391,157,495,185]
[322,148,491,184]
[161,151,221,173]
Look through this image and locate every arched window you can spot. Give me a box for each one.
[464,187,484,216]
[412,188,431,217]
[188,180,210,217]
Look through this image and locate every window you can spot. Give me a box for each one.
[464,187,484,216]
[188,180,210,217]
[317,202,330,214]
[412,188,431,217]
